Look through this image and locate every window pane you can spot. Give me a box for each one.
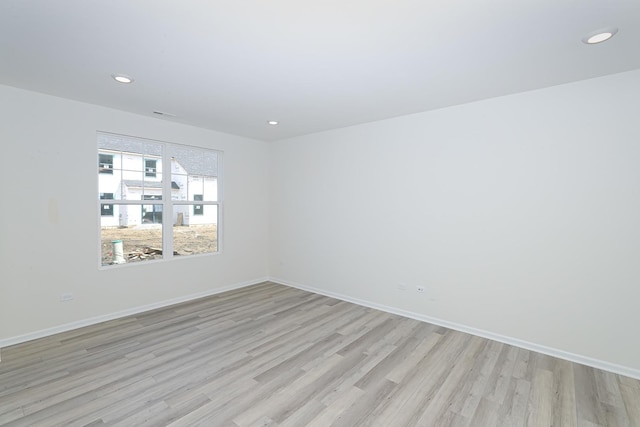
[178,175,218,202]
[144,142,162,158]
[188,176,204,201]
[203,151,218,172]
[121,152,145,172]
[203,176,218,202]
[142,199,163,224]
[171,173,186,200]
[173,205,218,256]
[98,134,143,155]
[169,146,204,174]
[142,172,163,199]
[101,205,163,266]
[98,152,120,195]
[169,145,218,201]
[112,170,167,200]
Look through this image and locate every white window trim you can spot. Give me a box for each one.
[97,132,223,269]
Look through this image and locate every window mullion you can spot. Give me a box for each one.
[216,151,223,253]
[162,145,173,259]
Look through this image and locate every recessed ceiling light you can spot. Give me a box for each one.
[112,74,134,84]
[583,28,618,44]
[267,120,279,125]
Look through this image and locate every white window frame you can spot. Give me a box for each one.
[97,132,223,268]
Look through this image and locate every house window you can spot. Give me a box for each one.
[194,195,203,215]
[142,195,163,223]
[145,159,157,178]
[99,154,113,174]
[100,193,114,216]
[98,132,222,267]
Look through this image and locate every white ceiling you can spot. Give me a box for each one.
[1,1,639,141]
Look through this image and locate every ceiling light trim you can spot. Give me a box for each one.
[112,74,134,84]
[582,27,618,45]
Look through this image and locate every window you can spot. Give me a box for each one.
[142,195,162,223]
[145,159,157,178]
[194,194,203,215]
[99,154,113,174]
[100,193,114,216]
[98,132,221,267]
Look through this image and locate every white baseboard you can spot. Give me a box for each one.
[269,277,640,381]
[4,276,638,380]
[0,277,269,349]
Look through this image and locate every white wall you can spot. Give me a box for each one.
[269,70,640,374]
[3,69,640,376]
[0,85,269,343]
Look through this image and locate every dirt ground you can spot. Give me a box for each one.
[101,224,217,265]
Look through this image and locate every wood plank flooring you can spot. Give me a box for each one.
[1,282,639,426]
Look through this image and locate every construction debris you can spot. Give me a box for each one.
[126,247,180,261]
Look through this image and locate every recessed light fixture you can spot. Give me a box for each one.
[112,74,134,84]
[267,120,279,126]
[582,28,618,44]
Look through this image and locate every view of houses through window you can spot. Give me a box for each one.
[98,133,221,266]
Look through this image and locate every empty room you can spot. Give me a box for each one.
[1,1,639,426]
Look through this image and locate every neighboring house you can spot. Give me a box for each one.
[98,136,217,228]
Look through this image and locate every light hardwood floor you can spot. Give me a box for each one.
[1,282,639,426]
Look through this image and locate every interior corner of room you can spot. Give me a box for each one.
[1,3,640,414]
[2,69,640,380]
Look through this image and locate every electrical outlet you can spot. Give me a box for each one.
[397,283,407,291]
[60,293,74,302]
[416,286,425,293]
